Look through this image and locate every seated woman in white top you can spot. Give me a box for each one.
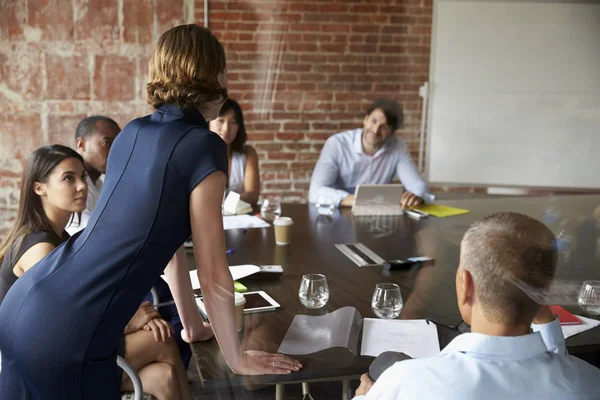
[209,99,260,204]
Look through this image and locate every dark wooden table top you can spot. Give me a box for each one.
[189,194,600,389]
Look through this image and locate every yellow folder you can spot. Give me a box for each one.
[414,204,470,218]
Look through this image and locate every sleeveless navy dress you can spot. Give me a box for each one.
[0,105,227,399]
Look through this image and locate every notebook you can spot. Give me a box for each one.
[549,305,581,325]
[223,191,253,216]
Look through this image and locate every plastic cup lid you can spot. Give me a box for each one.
[234,292,246,306]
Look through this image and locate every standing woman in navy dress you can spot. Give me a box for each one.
[0,24,300,400]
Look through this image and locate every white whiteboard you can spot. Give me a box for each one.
[427,0,600,189]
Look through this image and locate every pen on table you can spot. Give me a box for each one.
[226,248,235,255]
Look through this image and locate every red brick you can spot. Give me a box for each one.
[0,47,43,101]
[247,133,275,141]
[264,182,292,190]
[379,45,407,53]
[47,114,86,146]
[255,143,284,152]
[351,25,379,34]
[0,114,44,167]
[154,0,184,35]
[289,23,321,32]
[284,143,311,151]
[321,24,350,33]
[313,64,340,74]
[409,26,432,35]
[298,153,320,161]
[46,55,90,100]
[288,43,318,52]
[289,3,320,12]
[277,133,305,141]
[75,0,118,41]
[267,152,297,161]
[123,0,153,44]
[29,0,74,41]
[93,55,136,101]
[261,162,288,171]
[282,122,309,130]
[0,0,26,40]
[283,64,311,72]
[329,74,356,83]
[382,25,409,35]
[289,161,317,170]
[307,133,331,141]
[350,4,373,13]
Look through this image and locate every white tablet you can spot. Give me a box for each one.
[195,290,280,319]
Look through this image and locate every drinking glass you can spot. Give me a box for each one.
[298,274,329,309]
[315,195,335,216]
[578,280,600,316]
[372,283,403,319]
[261,196,282,221]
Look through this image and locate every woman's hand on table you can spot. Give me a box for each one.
[232,350,302,375]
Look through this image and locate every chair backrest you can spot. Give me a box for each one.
[117,355,143,400]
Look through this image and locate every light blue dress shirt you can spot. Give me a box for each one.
[354,318,600,400]
[308,129,432,206]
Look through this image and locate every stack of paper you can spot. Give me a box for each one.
[223,215,270,230]
[360,318,440,358]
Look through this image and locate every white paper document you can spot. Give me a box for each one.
[562,315,600,339]
[223,215,270,230]
[361,318,440,358]
[163,265,260,290]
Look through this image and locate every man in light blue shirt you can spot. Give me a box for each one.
[354,212,600,399]
[308,99,432,208]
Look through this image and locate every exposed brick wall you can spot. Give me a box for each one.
[0,0,434,237]
[0,0,194,237]
[201,0,433,201]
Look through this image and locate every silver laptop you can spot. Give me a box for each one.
[351,184,405,216]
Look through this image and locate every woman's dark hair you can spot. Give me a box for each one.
[146,24,228,110]
[219,99,247,153]
[0,145,84,266]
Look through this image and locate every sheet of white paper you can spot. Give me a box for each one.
[162,265,260,290]
[562,315,600,339]
[223,215,270,230]
[360,318,440,358]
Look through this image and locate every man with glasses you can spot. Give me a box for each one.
[308,98,432,209]
[354,212,600,399]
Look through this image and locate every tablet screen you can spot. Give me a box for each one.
[244,293,272,309]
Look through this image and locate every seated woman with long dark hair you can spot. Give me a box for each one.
[209,99,260,204]
[0,145,191,400]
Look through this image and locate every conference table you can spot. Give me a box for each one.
[187,194,600,399]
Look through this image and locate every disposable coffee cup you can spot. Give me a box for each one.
[234,292,246,331]
[273,217,293,245]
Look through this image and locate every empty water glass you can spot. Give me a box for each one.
[316,196,335,216]
[298,274,329,309]
[372,283,403,319]
[261,196,281,221]
[578,280,600,316]
[260,196,282,221]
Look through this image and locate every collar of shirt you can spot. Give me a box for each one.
[352,129,390,159]
[155,104,208,129]
[440,331,548,361]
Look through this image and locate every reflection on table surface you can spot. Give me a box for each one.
[188,195,600,389]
